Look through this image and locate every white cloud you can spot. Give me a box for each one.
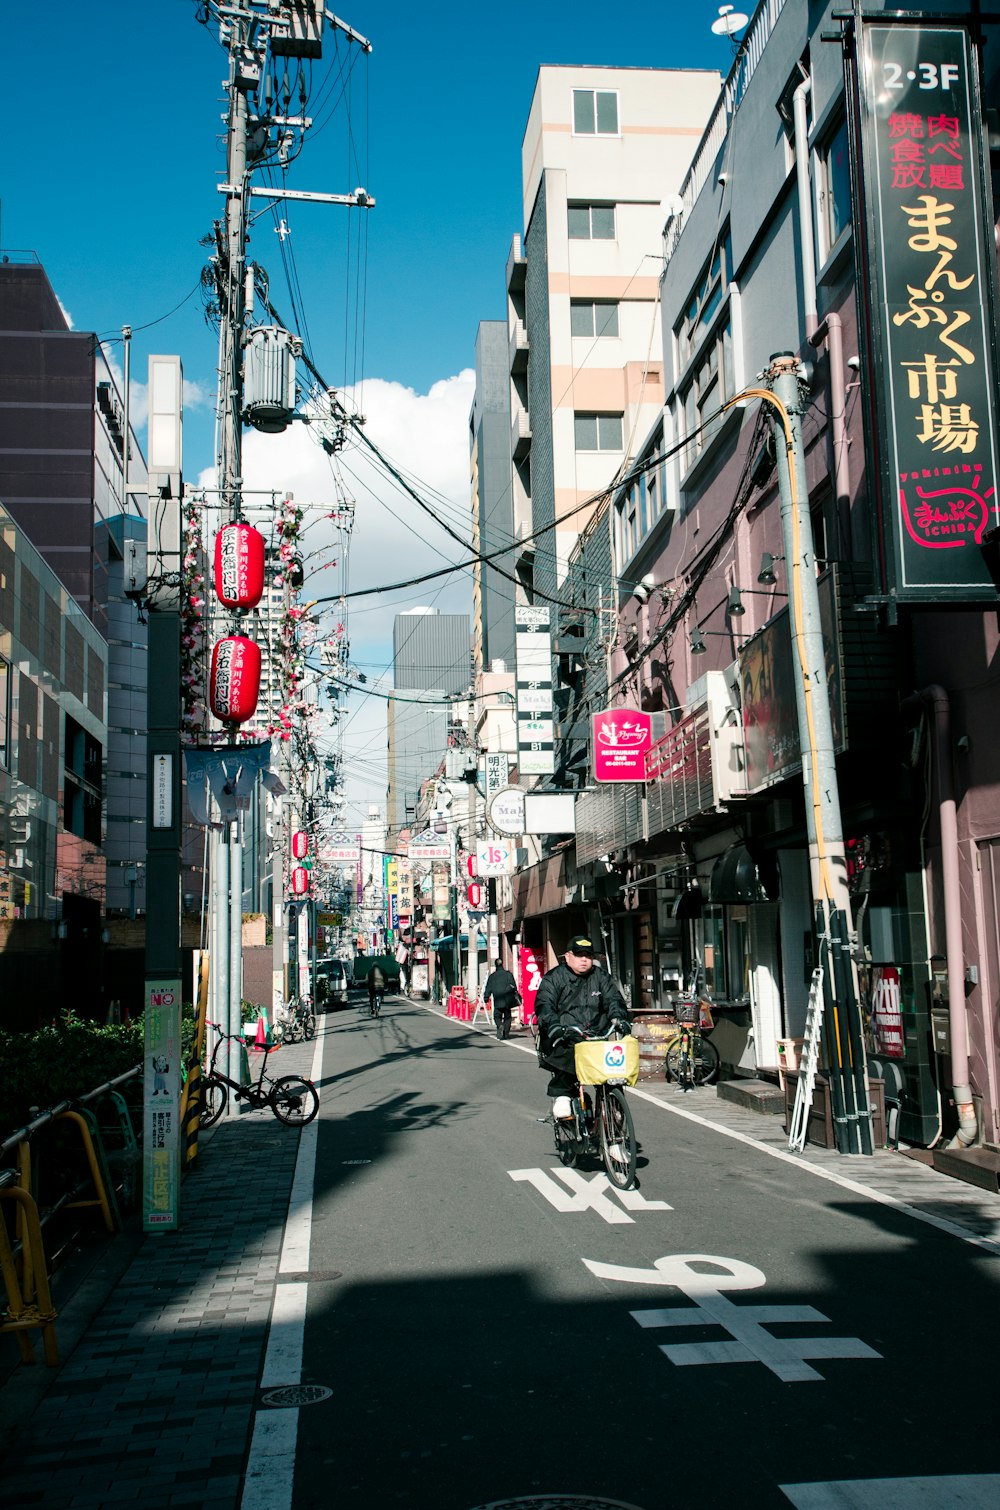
[199,370,477,820]
[56,295,74,330]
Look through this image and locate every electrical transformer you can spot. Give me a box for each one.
[242,326,301,433]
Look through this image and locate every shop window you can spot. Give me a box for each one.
[570,299,619,338]
[573,88,619,136]
[568,202,616,241]
[678,320,733,476]
[0,658,8,768]
[816,113,852,264]
[64,713,103,846]
[575,411,624,452]
[676,233,732,370]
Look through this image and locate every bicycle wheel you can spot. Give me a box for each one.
[269,1075,319,1126]
[598,1086,637,1189]
[553,1118,578,1167]
[667,1034,720,1086]
[199,1076,228,1128]
[302,1009,316,1040]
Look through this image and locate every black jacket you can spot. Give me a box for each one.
[483,968,518,1008]
[534,961,630,1056]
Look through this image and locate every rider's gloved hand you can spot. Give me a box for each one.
[611,1019,630,1036]
[563,1024,585,1039]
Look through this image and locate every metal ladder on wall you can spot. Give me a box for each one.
[788,966,825,1153]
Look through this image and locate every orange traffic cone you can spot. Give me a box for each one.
[253,1014,267,1053]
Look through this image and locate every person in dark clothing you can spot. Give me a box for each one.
[483,957,519,1040]
[534,933,631,1097]
[367,961,387,1010]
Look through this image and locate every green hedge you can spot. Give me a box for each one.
[1,1014,145,1135]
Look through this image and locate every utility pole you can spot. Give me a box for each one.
[204,1,373,1057]
[761,354,872,1157]
[142,355,184,1230]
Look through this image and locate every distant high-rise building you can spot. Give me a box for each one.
[504,65,720,603]
[387,609,470,838]
[470,321,515,674]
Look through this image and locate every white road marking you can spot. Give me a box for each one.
[509,1165,672,1224]
[779,1477,1000,1508]
[241,1025,324,1510]
[241,1410,298,1510]
[260,1281,308,1387]
[415,1001,1000,1257]
[583,1252,880,1383]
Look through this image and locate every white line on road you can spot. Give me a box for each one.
[414,1001,1000,1257]
[780,1476,1000,1507]
[240,1022,324,1510]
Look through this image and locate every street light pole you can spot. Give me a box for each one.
[756,354,872,1156]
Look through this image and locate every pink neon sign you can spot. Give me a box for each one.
[592,708,652,783]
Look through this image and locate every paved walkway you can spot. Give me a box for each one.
[2,1000,999,1510]
[0,1069,303,1509]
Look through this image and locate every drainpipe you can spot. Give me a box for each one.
[793,75,818,341]
[917,685,978,1147]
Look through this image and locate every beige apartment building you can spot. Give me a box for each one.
[506,65,720,601]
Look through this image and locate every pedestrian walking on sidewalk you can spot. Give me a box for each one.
[483,957,519,1040]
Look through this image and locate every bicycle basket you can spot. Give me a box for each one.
[676,997,699,1025]
[575,1037,639,1087]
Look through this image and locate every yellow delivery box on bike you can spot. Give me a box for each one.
[575,1036,639,1087]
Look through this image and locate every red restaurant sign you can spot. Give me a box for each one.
[592,708,652,783]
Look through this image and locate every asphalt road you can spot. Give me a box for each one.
[281,995,1000,1510]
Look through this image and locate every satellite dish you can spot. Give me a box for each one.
[711,4,748,37]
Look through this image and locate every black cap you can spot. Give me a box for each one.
[565,933,595,956]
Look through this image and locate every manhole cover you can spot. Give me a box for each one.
[260,1384,333,1407]
[467,1500,647,1510]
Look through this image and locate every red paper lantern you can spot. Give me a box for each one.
[468,881,482,909]
[292,867,309,895]
[292,831,309,860]
[209,636,262,724]
[214,522,265,610]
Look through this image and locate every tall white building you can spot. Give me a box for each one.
[506,66,720,601]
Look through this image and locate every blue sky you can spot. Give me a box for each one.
[3,0,732,818]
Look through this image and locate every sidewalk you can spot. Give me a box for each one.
[424,998,1000,1252]
[0,1070,305,1509]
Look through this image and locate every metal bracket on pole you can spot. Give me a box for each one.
[218,184,375,207]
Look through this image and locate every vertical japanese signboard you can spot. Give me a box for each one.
[143,979,182,1231]
[515,606,554,774]
[853,22,999,598]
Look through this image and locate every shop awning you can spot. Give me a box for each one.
[672,881,703,920]
[430,933,488,951]
[710,844,771,903]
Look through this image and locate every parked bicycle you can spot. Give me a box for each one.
[545,1027,639,1189]
[280,997,316,1044]
[665,992,720,1089]
[199,1021,319,1127]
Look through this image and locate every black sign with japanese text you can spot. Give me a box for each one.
[855,23,999,598]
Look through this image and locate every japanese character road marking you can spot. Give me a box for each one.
[582,1253,881,1382]
[508,1167,672,1225]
